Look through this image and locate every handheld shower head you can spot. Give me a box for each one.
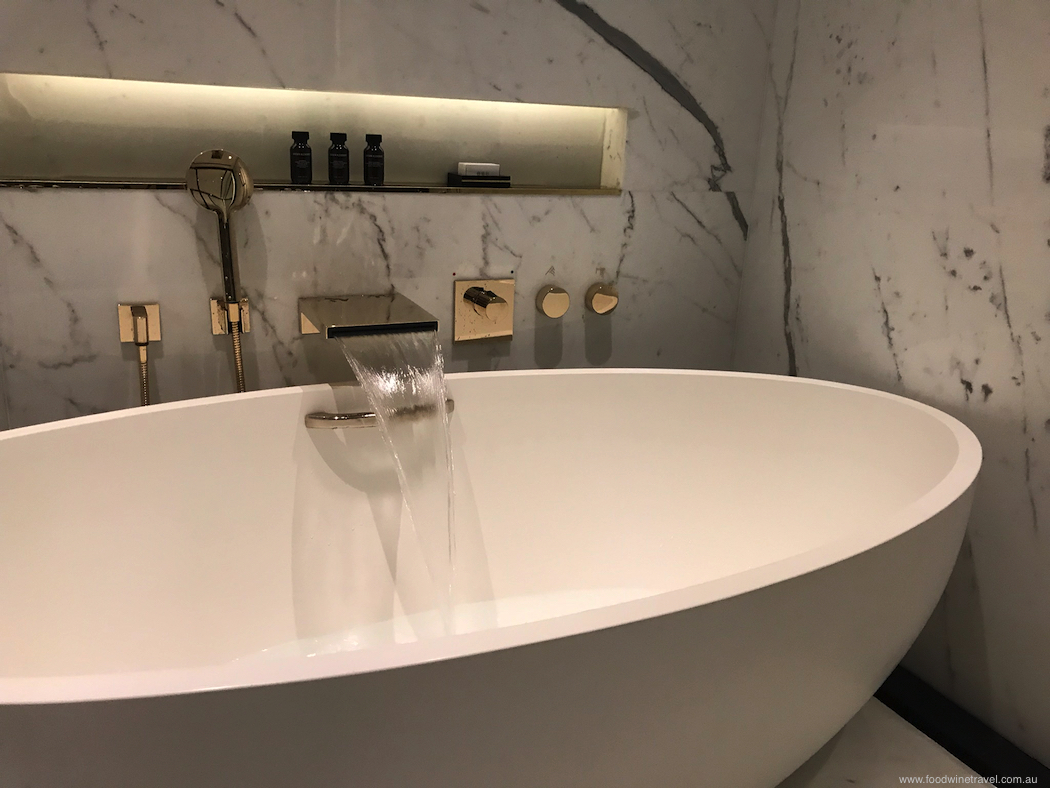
[186,149,253,304]
[187,149,253,218]
[187,150,254,394]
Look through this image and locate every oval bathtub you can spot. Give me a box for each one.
[0,370,980,787]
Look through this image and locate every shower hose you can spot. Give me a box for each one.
[137,346,150,407]
[230,318,246,394]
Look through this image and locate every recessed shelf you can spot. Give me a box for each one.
[0,73,628,192]
[0,178,621,196]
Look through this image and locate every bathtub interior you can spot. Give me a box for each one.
[0,371,964,682]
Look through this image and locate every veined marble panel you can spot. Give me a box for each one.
[0,186,742,427]
[735,0,1050,765]
[0,0,773,429]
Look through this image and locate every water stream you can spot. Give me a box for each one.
[338,331,456,633]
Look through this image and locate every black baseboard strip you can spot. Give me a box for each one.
[876,667,1050,782]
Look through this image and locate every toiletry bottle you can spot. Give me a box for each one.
[290,131,312,185]
[328,133,350,185]
[363,134,384,186]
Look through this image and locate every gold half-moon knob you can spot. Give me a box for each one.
[536,285,570,318]
[585,283,618,315]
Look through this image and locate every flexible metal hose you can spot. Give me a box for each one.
[137,346,150,406]
[139,359,150,406]
[230,319,246,393]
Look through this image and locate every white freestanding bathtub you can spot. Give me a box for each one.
[0,370,980,787]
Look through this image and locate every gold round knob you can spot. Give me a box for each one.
[536,285,570,318]
[585,283,618,315]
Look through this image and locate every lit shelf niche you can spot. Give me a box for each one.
[0,73,627,194]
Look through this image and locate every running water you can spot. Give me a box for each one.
[338,331,456,633]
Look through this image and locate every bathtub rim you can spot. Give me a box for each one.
[0,369,982,704]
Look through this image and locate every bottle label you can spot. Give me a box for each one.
[329,152,349,185]
[364,152,384,185]
[291,151,312,184]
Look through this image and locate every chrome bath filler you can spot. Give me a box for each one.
[186,149,254,393]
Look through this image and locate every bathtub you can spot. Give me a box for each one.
[0,370,980,787]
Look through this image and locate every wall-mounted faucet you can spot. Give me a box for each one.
[299,293,438,339]
[186,149,253,393]
[299,292,442,426]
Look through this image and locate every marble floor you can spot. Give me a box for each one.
[778,700,982,787]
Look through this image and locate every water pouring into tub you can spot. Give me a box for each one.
[281,293,462,653]
[279,286,655,659]
[340,328,457,630]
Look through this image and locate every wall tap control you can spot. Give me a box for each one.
[463,286,509,319]
[454,278,514,341]
[117,303,161,406]
[210,298,251,335]
[536,285,570,318]
[585,283,619,315]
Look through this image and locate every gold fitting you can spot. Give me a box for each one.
[210,297,251,335]
[536,285,570,318]
[454,279,514,341]
[585,283,619,315]
[117,303,161,343]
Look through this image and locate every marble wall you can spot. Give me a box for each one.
[0,0,776,427]
[735,0,1050,765]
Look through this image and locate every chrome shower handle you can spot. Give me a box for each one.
[215,213,237,306]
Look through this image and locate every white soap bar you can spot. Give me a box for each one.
[457,162,501,176]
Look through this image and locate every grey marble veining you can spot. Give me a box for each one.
[735,0,1050,765]
[0,0,773,428]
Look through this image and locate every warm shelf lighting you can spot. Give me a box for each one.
[0,73,627,190]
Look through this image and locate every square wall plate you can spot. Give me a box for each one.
[454,279,515,341]
[117,303,161,342]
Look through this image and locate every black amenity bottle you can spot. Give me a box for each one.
[290,131,312,185]
[363,134,384,186]
[328,133,350,185]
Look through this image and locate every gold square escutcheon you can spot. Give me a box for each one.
[453,279,515,342]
